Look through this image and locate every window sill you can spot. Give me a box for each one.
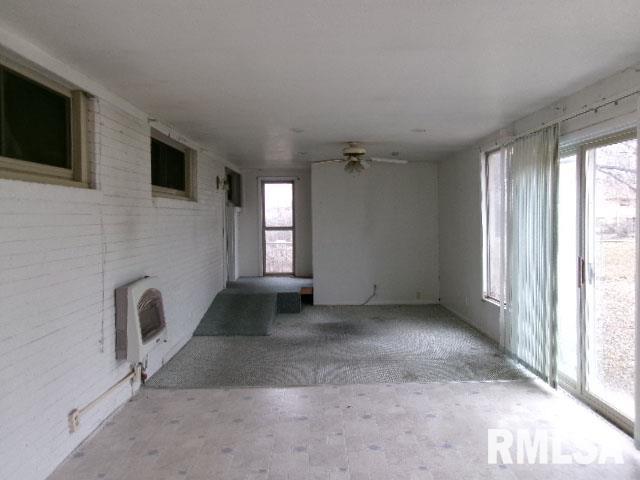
[152,186,194,202]
[482,296,501,307]
[0,169,89,189]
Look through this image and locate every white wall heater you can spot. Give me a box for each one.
[115,276,167,364]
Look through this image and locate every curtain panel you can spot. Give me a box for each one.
[635,99,640,448]
[501,125,559,385]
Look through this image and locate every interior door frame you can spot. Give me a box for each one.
[224,200,237,283]
[558,128,637,435]
[261,179,295,276]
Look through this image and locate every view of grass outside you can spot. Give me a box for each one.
[588,139,636,419]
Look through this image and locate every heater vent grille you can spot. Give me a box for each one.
[137,288,165,342]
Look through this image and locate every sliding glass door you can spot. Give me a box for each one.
[557,130,637,431]
[584,134,637,421]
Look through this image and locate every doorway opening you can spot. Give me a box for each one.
[262,181,294,275]
[224,201,237,283]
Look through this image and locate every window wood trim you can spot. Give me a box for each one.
[0,61,89,188]
[0,55,73,97]
[71,90,89,184]
[152,185,190,199]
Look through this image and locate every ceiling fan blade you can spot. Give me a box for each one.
[369,157,409,164]
[344,159,366,174]
[313,158,344,165]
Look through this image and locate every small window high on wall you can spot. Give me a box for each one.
[0,61,88,186]
[482,149,503,303]
[150,131,196,200]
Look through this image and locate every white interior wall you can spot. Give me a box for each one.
[0,43,231,480]
[312,162,439,305]
[438,64,640,342]
[237,168,312,278]
[437,150,502,340]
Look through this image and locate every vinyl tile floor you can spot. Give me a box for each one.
[48,379,640,480]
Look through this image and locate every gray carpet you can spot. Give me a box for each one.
[147,304,530,388]
[225,276,313,294]
[192,276,312,335]
[193,293,277,336]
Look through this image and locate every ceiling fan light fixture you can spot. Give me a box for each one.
[344,158,364,174]
[342,143,367,157]
[312,142,407,172]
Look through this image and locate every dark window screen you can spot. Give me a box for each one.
[151,138,186,191]
[0,68,71,169]
[226,167,242,206]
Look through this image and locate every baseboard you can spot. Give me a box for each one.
[367,299,438,306]
[314,299,438,306]
[164,331,193,359]
[149,329,196,379]
[439,302,497,343]
[439,303,472,323]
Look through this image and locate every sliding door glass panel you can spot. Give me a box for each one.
[557,152,579,383]
[584,137,636,420]
[264,230,293,274]
[485,150,503,301]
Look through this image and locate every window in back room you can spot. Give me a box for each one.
[262,181,294,275]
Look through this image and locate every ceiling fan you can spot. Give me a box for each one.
[312,142,408,173]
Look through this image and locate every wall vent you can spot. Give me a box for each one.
[115,277,167,364]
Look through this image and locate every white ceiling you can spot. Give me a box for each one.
[1,1,640,167]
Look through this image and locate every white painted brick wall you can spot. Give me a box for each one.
[0,96,228,480]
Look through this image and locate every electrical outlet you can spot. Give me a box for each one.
[68,409,80,433]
